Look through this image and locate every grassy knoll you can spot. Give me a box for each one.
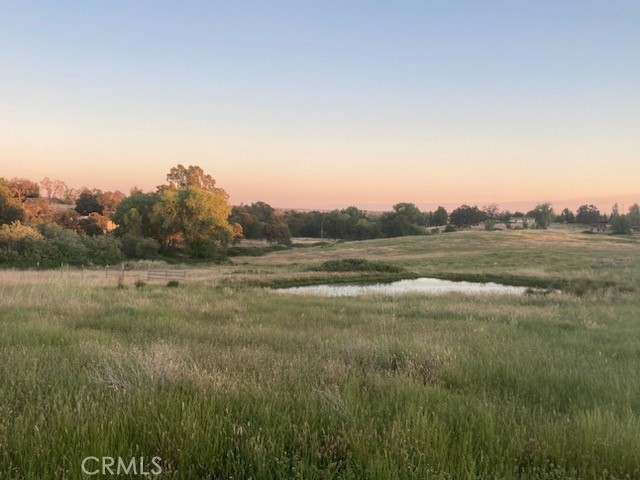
[0,230,639,479]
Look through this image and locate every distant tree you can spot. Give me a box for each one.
[530,202,555,229]
[557,207,575,224]
[379,202,426,237]
[23,198,56,224]
[482,204,501,219]
[164,164,227,195]
[610,215,632,235]
[9,178,39,202]
[628,204,640,229]
[449,205,486,228]
[75,191,103,215]
[611,203,620,218]
[96,191,126,217]
[78,213,110,236]
[432,206,448,226]
[230,201,292,245]
[54,209,81,231]
[576,204,601,224]
[40,177,68,202]
[0,179,25,225]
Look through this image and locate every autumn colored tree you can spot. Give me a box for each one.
[1,179,25,225]
[9,178,39,202]
[23,198,56,224]
[96,190,126,217]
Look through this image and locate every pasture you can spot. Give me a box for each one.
[1,229,639,479]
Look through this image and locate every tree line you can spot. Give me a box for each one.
[1,165,638,266]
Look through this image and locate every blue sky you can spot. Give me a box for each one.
[2,1,639,210]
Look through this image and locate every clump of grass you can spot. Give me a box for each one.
[167,280,180,288]
[309,258,404,273]
[135,279,146,288]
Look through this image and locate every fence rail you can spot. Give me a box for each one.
[147,269,186,281]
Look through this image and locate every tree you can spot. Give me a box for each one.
[432,206,448,226]
[75,191,103,215]
[40,177,67,201]
[78,213,110,236]
[96,191,126,217]
[23,198,56,224]
[54,209,81,231]
[530,202,555,229]
[230,201,292,245]
[483,204,501,219]
[449,205,486,228]
[576,204,601,225]
[9,178,39,202]
[164,164,227,195]
[628,204,640,229]
[152,186,233,256]
[610,215,632,234]
[379,203,426,237]
[112,191,159,239]
[557,208,575,224]
[0,179,25,225]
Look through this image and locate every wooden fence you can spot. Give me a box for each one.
[147,269,186,282]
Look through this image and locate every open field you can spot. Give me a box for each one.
[1,230,639,479]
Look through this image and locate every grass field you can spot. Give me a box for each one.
[1,229,639,479]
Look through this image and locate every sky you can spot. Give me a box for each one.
[1,1,639,211]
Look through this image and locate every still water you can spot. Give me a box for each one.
[277,277,529,297]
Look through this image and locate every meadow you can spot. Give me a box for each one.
[1,229,639,479]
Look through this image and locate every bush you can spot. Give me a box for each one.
[484,219,496,231]
[610,215,632,235]
[309,258,403,273]
[120,234,160,259]
[82,235,123,265]
[167,280,180,288]
[444,225,456,233]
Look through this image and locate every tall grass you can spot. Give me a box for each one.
[0,230,639,478]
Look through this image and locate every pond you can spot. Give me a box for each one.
[277,277,530,297]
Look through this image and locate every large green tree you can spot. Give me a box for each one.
[152,185,233,256]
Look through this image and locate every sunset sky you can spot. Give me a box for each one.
[2,1,639,211]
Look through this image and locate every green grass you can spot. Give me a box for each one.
[1,229,639,479]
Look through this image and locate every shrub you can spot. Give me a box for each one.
[610,215,632,235]
[309,258,403,273]
[82,235,123,265]
[444,225,456,233]
[167,280,180,288]
[120,234,160,259]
